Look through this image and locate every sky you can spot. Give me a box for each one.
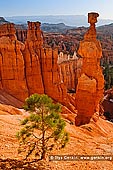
[0,0,113,19]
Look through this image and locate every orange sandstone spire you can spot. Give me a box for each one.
[75,12,104,126]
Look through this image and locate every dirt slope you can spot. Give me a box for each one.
[0,110,113,169]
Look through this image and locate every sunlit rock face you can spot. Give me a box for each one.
[23,21,72,109]
[0,22,76,114]
[23,21,44,95]
[75,12,104,126]
[0,23,28,101]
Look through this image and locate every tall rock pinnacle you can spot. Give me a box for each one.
[75,12,104,126]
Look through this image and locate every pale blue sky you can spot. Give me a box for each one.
[0,0,113,19]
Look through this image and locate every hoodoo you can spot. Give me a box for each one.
[75,12,104,126]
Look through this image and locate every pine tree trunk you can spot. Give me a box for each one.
[41,150,46,160]
[41,105,46,160]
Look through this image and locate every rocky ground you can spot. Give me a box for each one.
[0,107,113,170]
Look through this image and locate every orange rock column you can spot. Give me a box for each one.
[0,23,28,101]
[23,21,44,95]
[75,12,104,126]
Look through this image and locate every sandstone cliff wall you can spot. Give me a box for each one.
[0,23,28,101]
[0,22,76,115]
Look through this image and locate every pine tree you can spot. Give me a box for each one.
[16,94,69,160]
[103,62,113,89]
